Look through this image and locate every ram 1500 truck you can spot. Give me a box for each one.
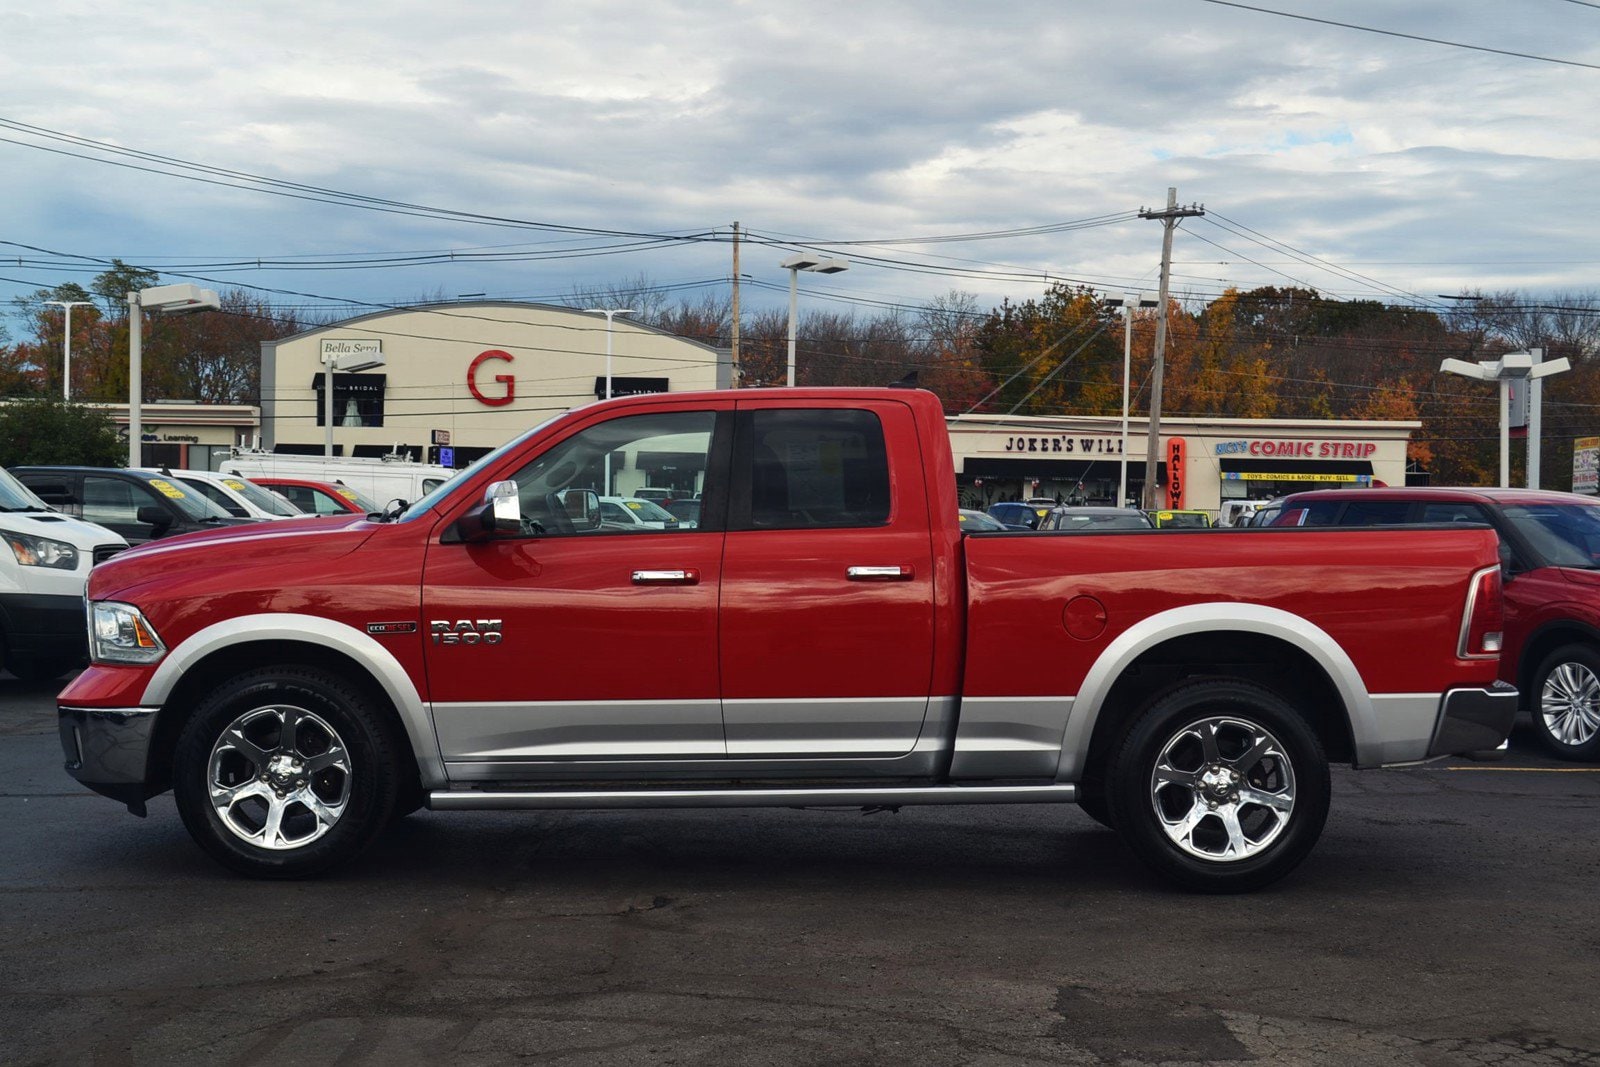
[59,387,1514,891]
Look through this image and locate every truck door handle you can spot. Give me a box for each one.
[632,569,700,585]
[847,565,914,581]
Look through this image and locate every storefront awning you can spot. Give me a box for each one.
[962,457,1166,482]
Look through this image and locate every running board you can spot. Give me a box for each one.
[427,783,1078,811]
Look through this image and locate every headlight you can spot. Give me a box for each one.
[5,531,79,570]
[88,601,167,664]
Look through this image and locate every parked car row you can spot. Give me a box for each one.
[1,463,377,682]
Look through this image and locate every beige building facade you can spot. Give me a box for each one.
[260,302,729,465]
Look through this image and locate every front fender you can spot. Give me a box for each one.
[142,613,445,788]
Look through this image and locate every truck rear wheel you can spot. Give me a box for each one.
[1531,644,1600,761]
[173,666,402,878]
[1106,680,1330,893]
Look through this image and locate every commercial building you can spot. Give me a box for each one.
[259,302,729,465]
[949,412,1419,513]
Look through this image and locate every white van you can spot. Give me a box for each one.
[219,452,457,510]
[0,465,128,681]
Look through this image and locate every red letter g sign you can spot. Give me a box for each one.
[467,349,515,406]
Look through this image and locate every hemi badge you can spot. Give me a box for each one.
[367,621,418,635]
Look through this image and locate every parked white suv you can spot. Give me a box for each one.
[0,465,127,680]
[143,468,304,521]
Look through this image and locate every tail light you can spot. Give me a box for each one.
[1458,565,1504,660]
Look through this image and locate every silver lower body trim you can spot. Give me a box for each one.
[427,783,1077,811]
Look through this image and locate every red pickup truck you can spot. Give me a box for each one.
[60,387,1513,892]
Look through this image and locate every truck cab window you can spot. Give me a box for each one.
[739,409,890,531]
[504,410,719,535]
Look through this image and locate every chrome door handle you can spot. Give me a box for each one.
[632,569,700,585]
[847,565,914,581]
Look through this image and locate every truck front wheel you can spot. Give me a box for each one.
[173,666,402,878]
[1106,681,1330,893]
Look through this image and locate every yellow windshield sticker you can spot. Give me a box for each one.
[626,501,643,510]
[335,489,358,500]
[222,479,248,492]
[147,478,186,499]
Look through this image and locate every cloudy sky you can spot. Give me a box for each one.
[2,0,1596,334]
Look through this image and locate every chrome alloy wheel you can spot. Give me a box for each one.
[1149,716,1296,862]
[1539,661,1600,748]
[207,705,352,850]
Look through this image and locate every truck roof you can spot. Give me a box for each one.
[1282,485,1594,506]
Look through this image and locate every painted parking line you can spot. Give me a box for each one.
[1442,766,1600,772]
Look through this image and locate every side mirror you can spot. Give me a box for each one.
[458,481,522,542]
[558,488,601,532]
[136,504,172,529]
[1498,539,1518,583]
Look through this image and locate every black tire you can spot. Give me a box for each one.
[1529,644,1600,762]
[6,654,77,683]
[173,666,404,878]
[1106,680,1330,893]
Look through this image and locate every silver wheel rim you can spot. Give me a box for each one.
[207,704,352,850]
[1540,661,1600,748]
[1149,716,1296,863]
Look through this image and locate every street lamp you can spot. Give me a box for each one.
[1104,293,1158,507]
[780,254,848,387]
[1441,350,1571,488]
[127,283,220,468]
[582,307,635,402]
[583,307,634,495]
[44,300,94,401]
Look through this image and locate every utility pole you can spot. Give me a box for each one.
[1138,188,1204,510]
[730,221,741,387]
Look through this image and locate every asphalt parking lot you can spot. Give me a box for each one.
[4,672,1599,1066]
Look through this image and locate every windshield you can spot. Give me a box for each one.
[220,475,301,516]
[146,476,236,521]
[1502,502,1600,568]
[0,465,50,512]
[617,498,676,522]
[396,413,563,522]
[331,484,382,512]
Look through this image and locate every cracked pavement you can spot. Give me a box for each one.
[4,676,1599,1065]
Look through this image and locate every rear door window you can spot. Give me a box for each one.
[1334,499,1412,526]
[734,409,890,530]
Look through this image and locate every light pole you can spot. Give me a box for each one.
[583,307,635,401]
[780,254,848,387]
[1104,293,1158,507]
[583,307,634,495]
[126,284,220,468]
[1441,350,1571,488]
[44,300,94,401]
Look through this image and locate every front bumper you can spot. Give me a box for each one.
[58,705,157,814]
[0,591,89,662]
[1426,682,1519,760]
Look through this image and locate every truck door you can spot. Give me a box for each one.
[421,405,733,777]
[719,401,937,759]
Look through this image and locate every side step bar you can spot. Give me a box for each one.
[428,783,1078,811]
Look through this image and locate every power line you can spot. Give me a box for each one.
[1201,1,1600,70]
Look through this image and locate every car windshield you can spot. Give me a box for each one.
[146,476,235,521]
[0,466,50,512]
[330,484,382,512]
[1501,502,1600,568]
[218,476,301,516]
[619,498,676,522]
[395,413,563,522]
[1055,512,1152,530]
